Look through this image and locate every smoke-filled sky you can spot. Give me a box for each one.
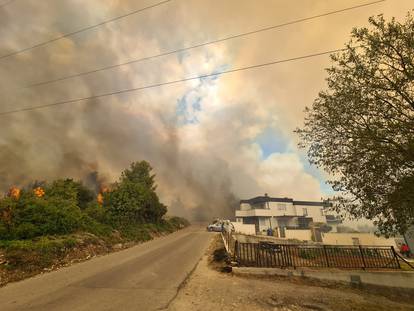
[0,0,412,220]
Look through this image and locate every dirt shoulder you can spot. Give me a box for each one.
[168,234,414,311]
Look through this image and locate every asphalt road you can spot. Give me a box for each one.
[0,226,212,311]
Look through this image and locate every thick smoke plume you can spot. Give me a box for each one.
[3,0,407,220]
[0,0,242,220]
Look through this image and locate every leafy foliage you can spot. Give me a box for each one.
[45,179,95,209]
[297,13,414,235]
[0,161,178,241]
[0,193,83,239]
[104,161,167,225]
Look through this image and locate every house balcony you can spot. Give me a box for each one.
[235,209,298,217]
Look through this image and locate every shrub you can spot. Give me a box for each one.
[168,216,190,229]
[81,214,112,237]
[84,202,108,223]
[45,179,95,209]
[3,196,83,239]
[119,225,152,242]
[298,249,317,260]
[1,236,79,270]
[0,161,188,244]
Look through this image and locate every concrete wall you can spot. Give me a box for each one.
[294,204,326,223]
[239,203,251,211]
[233,233,310,245]
[233,267,414,289]
[268,202,296,216]
[285,229,312,241]
[322,233,397,247]
[328,222,340,233]
[231,222,256,235]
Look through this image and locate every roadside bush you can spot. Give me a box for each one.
[81,215,112,237]
[119,224,152,242]
[45,179,95,209]
[298,249,317,260]
[1,236,78,270]
[0,223,8,238]
[168,216,190,229]
[213,248,228,262]
[2,196,83,240]
[84,202,108,223]
[0,161,188,243]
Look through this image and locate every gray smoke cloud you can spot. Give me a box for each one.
[0,0,242,220]
[1,0,411,221]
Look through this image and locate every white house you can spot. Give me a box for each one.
[235,194,336,237]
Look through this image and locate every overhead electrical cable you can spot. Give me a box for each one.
[0,47,349,116]
[0,0,172,60]
[25,0,385,89]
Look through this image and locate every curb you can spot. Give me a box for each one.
[232,266,414,289]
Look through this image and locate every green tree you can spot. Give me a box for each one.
[0,197,18,239]
[104,161,167,224]
[45,179,94,209]
[120,161,157,190]
[297,13,414,235]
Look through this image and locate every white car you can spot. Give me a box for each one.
[207,223,223,232]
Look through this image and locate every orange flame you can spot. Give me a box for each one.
[33,187,45,198]
[8,187,20,200]
[97,186,110,205]
[97,193,104,205]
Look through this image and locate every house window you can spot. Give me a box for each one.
[277,203,286,211]
[303,208,308,216]
[352,237,360,246]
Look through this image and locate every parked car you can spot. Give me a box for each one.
[207,222,223,232]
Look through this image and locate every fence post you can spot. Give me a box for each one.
[234,241,239,264]
[359,245,366,270]
[281,245,288,268]
[226,231,229,250]
[323,245,330,268]
[256,243,260,267]
[391,246,401,269]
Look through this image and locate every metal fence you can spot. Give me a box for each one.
[233,241,402,270]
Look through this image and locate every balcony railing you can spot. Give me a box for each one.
[235,209,298,217]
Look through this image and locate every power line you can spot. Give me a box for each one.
[0,0,171,60]
[25,0,385,89]
[0,47,349,116]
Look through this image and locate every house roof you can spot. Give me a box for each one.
[240,196,332,207]
[240,196,292,205]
